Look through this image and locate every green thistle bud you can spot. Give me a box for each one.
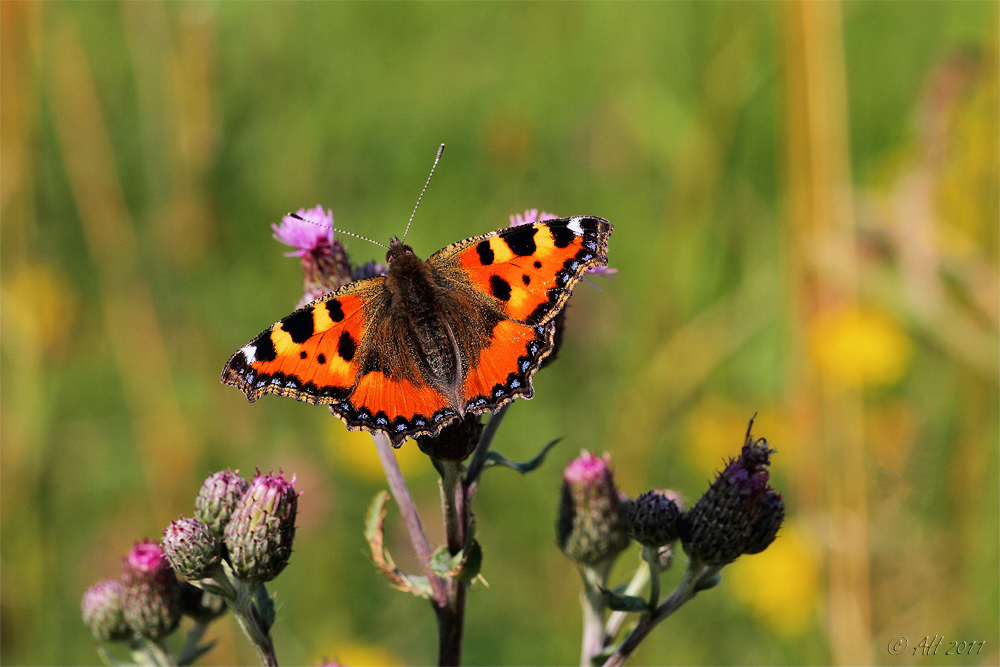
[121,540,182,640]
[417,414,483,461]
[195,470,250,538]
[681,417,784,565]
[179,581,228,623]
[556,451,631,567]
[628,490,683,548]
[81,579,131,642]
[162,517,222,580]
[224,471,299,584]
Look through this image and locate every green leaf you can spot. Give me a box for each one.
[483,438,561,474]
[601,588,649,613]
[255,585,275,631]
[430,540,483,583]
[364,490,391,542]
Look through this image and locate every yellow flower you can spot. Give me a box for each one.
[729,523,819,635]
[313,641,403,667]
[808,306,913,387]
[324,422,429,481]
[685,396,754,476]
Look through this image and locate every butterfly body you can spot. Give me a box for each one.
[223,216,613,446]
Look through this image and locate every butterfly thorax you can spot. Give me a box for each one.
[383,240,465,412]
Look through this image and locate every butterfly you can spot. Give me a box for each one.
[222,215,613,446]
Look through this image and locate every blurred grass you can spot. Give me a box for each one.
[1,2,997,665]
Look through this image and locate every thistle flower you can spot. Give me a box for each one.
[224,471,299,584]
[81,579,131,642]
[195,469,250,539]
[162,517,222,580]
[417,414,483,462]
[556,451,631,567]
[628,489,684,549]
[273,206,354,306]
[121,540,182,640]
[681,418,784,565]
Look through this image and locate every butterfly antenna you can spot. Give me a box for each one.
[401,143,445,244]
[288,212,387,249]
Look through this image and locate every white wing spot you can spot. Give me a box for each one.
[241,344,257,362]
[567,217,585,235]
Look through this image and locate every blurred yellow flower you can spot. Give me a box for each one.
[685,396,754,476]
[729,523,820,635]
[324,421,429,481]
[685,397,788,477]
[313,640,403,667]
[0,262,76,355]
[808,306,913,387]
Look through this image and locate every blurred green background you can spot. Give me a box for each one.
[2,2,997,665]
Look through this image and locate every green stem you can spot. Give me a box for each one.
[438,459,468,666]
[602,560,721,667]
[212,566,278,667]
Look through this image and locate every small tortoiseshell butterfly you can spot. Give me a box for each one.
[222,153,612,446]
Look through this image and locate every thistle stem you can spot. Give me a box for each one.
[438,459,469,666]
[579,563,611,667]
[602,560,721,667]
[371,433,448,605]
[212,566,278,667]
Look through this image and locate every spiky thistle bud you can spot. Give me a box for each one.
[162,517,222,580]
[417,414,483,461]
[556,451,631,567]
[121,540,182,640]
[81,579,131,642]
[681,417,784,565]
[743,488,785,555]
[629,489,684,548]
[179,581,228,623]
[195,470,250,539]
[224,471,299,584]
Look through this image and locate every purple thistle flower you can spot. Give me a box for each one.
[224,471,300,584]
[629,489,684,548]
[273,206,354,305]
[121,540,182,640]
[162,517,222,580]
[195,469,250,538]
[556,451,631,567]
[681,418,785,565]
[81,579,131,642]
[272,206,335,258]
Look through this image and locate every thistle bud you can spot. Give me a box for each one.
[417,415,483,461]
[195,470,249,538]
[743,488,785,555]
[556,451,631,567]
[162,517,222,580]
[81,579,131,642]
[179,581,228,623]
[121,540,182,639]
[629,490,683,548]
[681,418,784,565]
[224,471,299,584]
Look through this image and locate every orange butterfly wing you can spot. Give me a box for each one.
[429,216,613,414]
[221,280,379,404]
